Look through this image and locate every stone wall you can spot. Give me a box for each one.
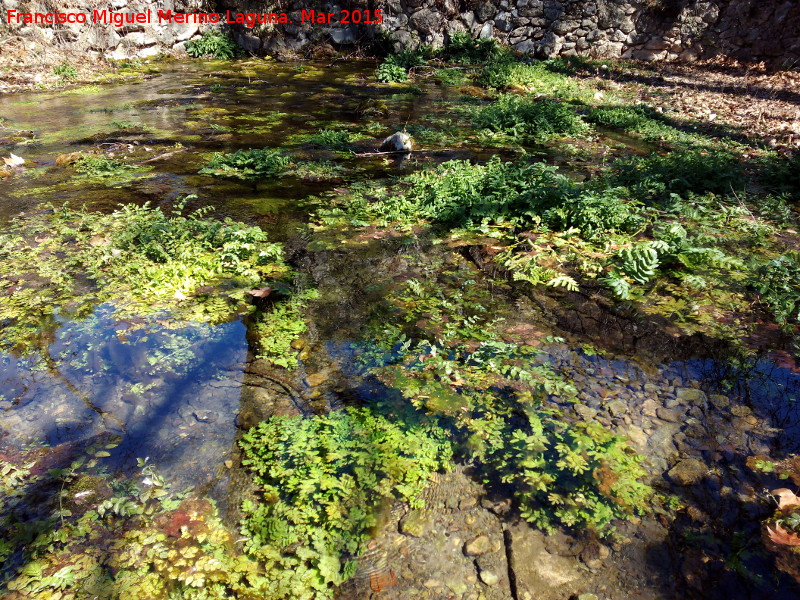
[227,0,800,64]
[1,0,208,60]
[2,0,799,64]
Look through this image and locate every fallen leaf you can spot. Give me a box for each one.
[772,488,800,509]
[3,152,24,167]
[768,523,800,546]
[248,287,272,299]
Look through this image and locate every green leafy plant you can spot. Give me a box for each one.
[362,275,652,535]
[757,251,800,326]
[74,154,136,178]
[185,30,241,59]
[444,32,507,64]
[53,61,78,80]
[609,149,744,203]
[375,49,427,83]
[200,148,291,181]
[475,95,589,140]
[0,200,290,354]
[239,406,453,599]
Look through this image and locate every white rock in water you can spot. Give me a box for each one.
[380,131,413,152]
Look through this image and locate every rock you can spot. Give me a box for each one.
[676,388,708,405]
[579,542,610,570]
[572,594,600,600]
[459,496,478,510]
[379,132,413,152]
[464,534,492,556]
[667,458,707,486]
[305,372,328,387]
[478,568,500,586]
[508,522,581,596]
[605,398,627,417]
[709,394,730,409]
[656,407,682,423]
[400,510,431,537]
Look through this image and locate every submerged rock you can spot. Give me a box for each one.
[380,131,413,152]
[667,458,708,486]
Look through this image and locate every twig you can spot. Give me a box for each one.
[353,148,454,157]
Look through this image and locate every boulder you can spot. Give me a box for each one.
[380,132,413,152]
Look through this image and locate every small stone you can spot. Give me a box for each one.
[224,460,233,469]
[573,594,599,600]
[667,458,707,486]
[464,534,492,556]
[459,496,478,510]
[709,394,730,409]
[478,569,500,586]
[656,407,682,423]
[192,409,217,423]
[676,388,707,405]
[305,372,328,387]
[399,510,430,537]
[423,579,441,588]
[605,398,627,417]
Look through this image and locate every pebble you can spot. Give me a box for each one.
[464,534,492,556]
[667,458,707,486]
[459,496,478,510]
[656,407,682,422]
[400,510,430,538]
[478,569,499,586]
[305,372,328,387]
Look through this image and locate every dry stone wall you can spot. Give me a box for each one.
[1,0,209,59]
[2,0,799,64]
[230,0,799,64]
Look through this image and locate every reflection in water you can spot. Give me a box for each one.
[0,304,247,490]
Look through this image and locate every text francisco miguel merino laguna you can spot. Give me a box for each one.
[5,8,385,26]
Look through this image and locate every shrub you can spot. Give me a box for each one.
[239,407,453,599]
[185,30,241,59]
[475,95,588,139]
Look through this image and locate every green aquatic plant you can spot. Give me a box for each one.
[0,200,290,354]
[252,289,319,369]
[200,148,291,181]
[1,448,262,600]
[306,129,356,151]
[444,32,507,64]
[74,154,136,178]
[185,30,241,59]
[364,275,652,534]
[239,406,453,599]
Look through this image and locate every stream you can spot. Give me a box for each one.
[2,59,800,600]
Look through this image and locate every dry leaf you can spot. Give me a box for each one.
[772,488,800,509]
[3,152,24,167]
[768,524,800,546]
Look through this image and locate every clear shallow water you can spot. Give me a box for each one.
[0,304,247,489]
